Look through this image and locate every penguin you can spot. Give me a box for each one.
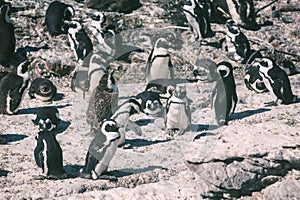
[192,58,219,82]
[34,129,67,180]
[212,61,238,126]
[32,107,60,132]
[28,78,57,102]
[136,91,163,116]
[80,119,120,180]
[67,20,93,64]
[225,19,251,63]
[0,3,15,68]
[45,1,75,36]
[145,38,174,83]
[236,0,257,29]
[111,98,143,147]
[182,0,215,41]
[244,58,267,93]
[86,71,118,129]
[165,84,191,137]
[145,79,176,100]
[0,61,30,115]
[255,57,297,104]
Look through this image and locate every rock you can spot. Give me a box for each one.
[86,0,142,14]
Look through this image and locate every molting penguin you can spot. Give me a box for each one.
[145,38,174,83]
[67,20,93,64]
[226,20,251,64]
[255,57,297,104]
[32,107,60,132]
[28,78,57,102]
[34,129,66,180]
[165,84,191,137]
[0,61,30,115]
[86,71,118,129]
[0,3,15,68]
[80,119,120,180]
[212,61,238,126]
[45,1,75,36]
[182,0,215,41]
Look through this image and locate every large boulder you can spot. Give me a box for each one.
[86,0,142,13]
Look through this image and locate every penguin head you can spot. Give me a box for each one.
[16,61,30,81]
[67,20,82,35]
[244,73,267,93]
[154,38,169,49]
[101,119,120,141]
[64,5,75,21]
[226,19,240,35]
[259,57,276,70]
[0,3,12,24]
[217,62,233,79]
[136,91,163,115]
[107,70,117,92]
[91,12,106,28]
[174,85,187,99]
[32,107,60,131]
[128,98,142,115]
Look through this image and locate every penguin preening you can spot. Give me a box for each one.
[28,78,57,102]
[145,38,174,83]
[0,3,15,68]
[0,61,30,115]
[80,119,120,180]
[34,129,67,180]
[32,107,61,132]
[86,71,118,130]
[165,84,191,137]
[255,57,297,105]
[67,20,93,64]
[182,0,215,41]
[212,61,238,126]
[45,1,75,36]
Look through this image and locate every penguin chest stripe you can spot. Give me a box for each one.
[6,92,13,115]
[42,139,48,175]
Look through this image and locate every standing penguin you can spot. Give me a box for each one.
[28,78,57,102]
[34,129,67,180]
[226,20,251,63]
[80,119,120,180]
[182,0,215,41]
[0,3,15,67]
[145,38,174,83]
[165,84,191,137]
[45,1,75,36]
[0,61,30,115]
[212,61,238,126]
[67,20,93,64]
[86,71,118,129]
[256,57,297,104]
[32,107,61,132]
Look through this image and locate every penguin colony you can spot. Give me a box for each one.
[0,0,299,182]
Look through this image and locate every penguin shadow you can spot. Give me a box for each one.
[109,165,165,178]
[63,165,82,178]
[122,138,171,149]
[55,120,71,135]
[189,124,219,132]
[231,108,271,120]
[18,104,72,115]
[51,93,65,101]
[193,131,218,141]
[135,119,154,126]
[0,170,9,177]
[0,134,28,145]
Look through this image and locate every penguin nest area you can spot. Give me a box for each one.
[0,0,300,199]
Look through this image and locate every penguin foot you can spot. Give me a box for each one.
[47,173,68,180]
[264,101,278,107]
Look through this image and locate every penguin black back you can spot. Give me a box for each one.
[0,3,15,67]
[29,78,57,102]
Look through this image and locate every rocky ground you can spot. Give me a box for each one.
[0,0,300,199]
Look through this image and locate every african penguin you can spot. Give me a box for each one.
[67,20,93,64]
[45,1,75,36]
[32,107,61,132]
[192,58,218,82]
[136,91,163,116]
[255,57,297,104]
[28,78,57,102]
[0,61,30,115]
[111,98,143,147]
[0,3,15,68]
[182,0,215,41]
[80,119,120,180]
[226,19,251,63]
[145,38,174,83]
[34,129,67,180]
[86,71,118,129]
[165,84,191,137]
[212,61,238,126]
